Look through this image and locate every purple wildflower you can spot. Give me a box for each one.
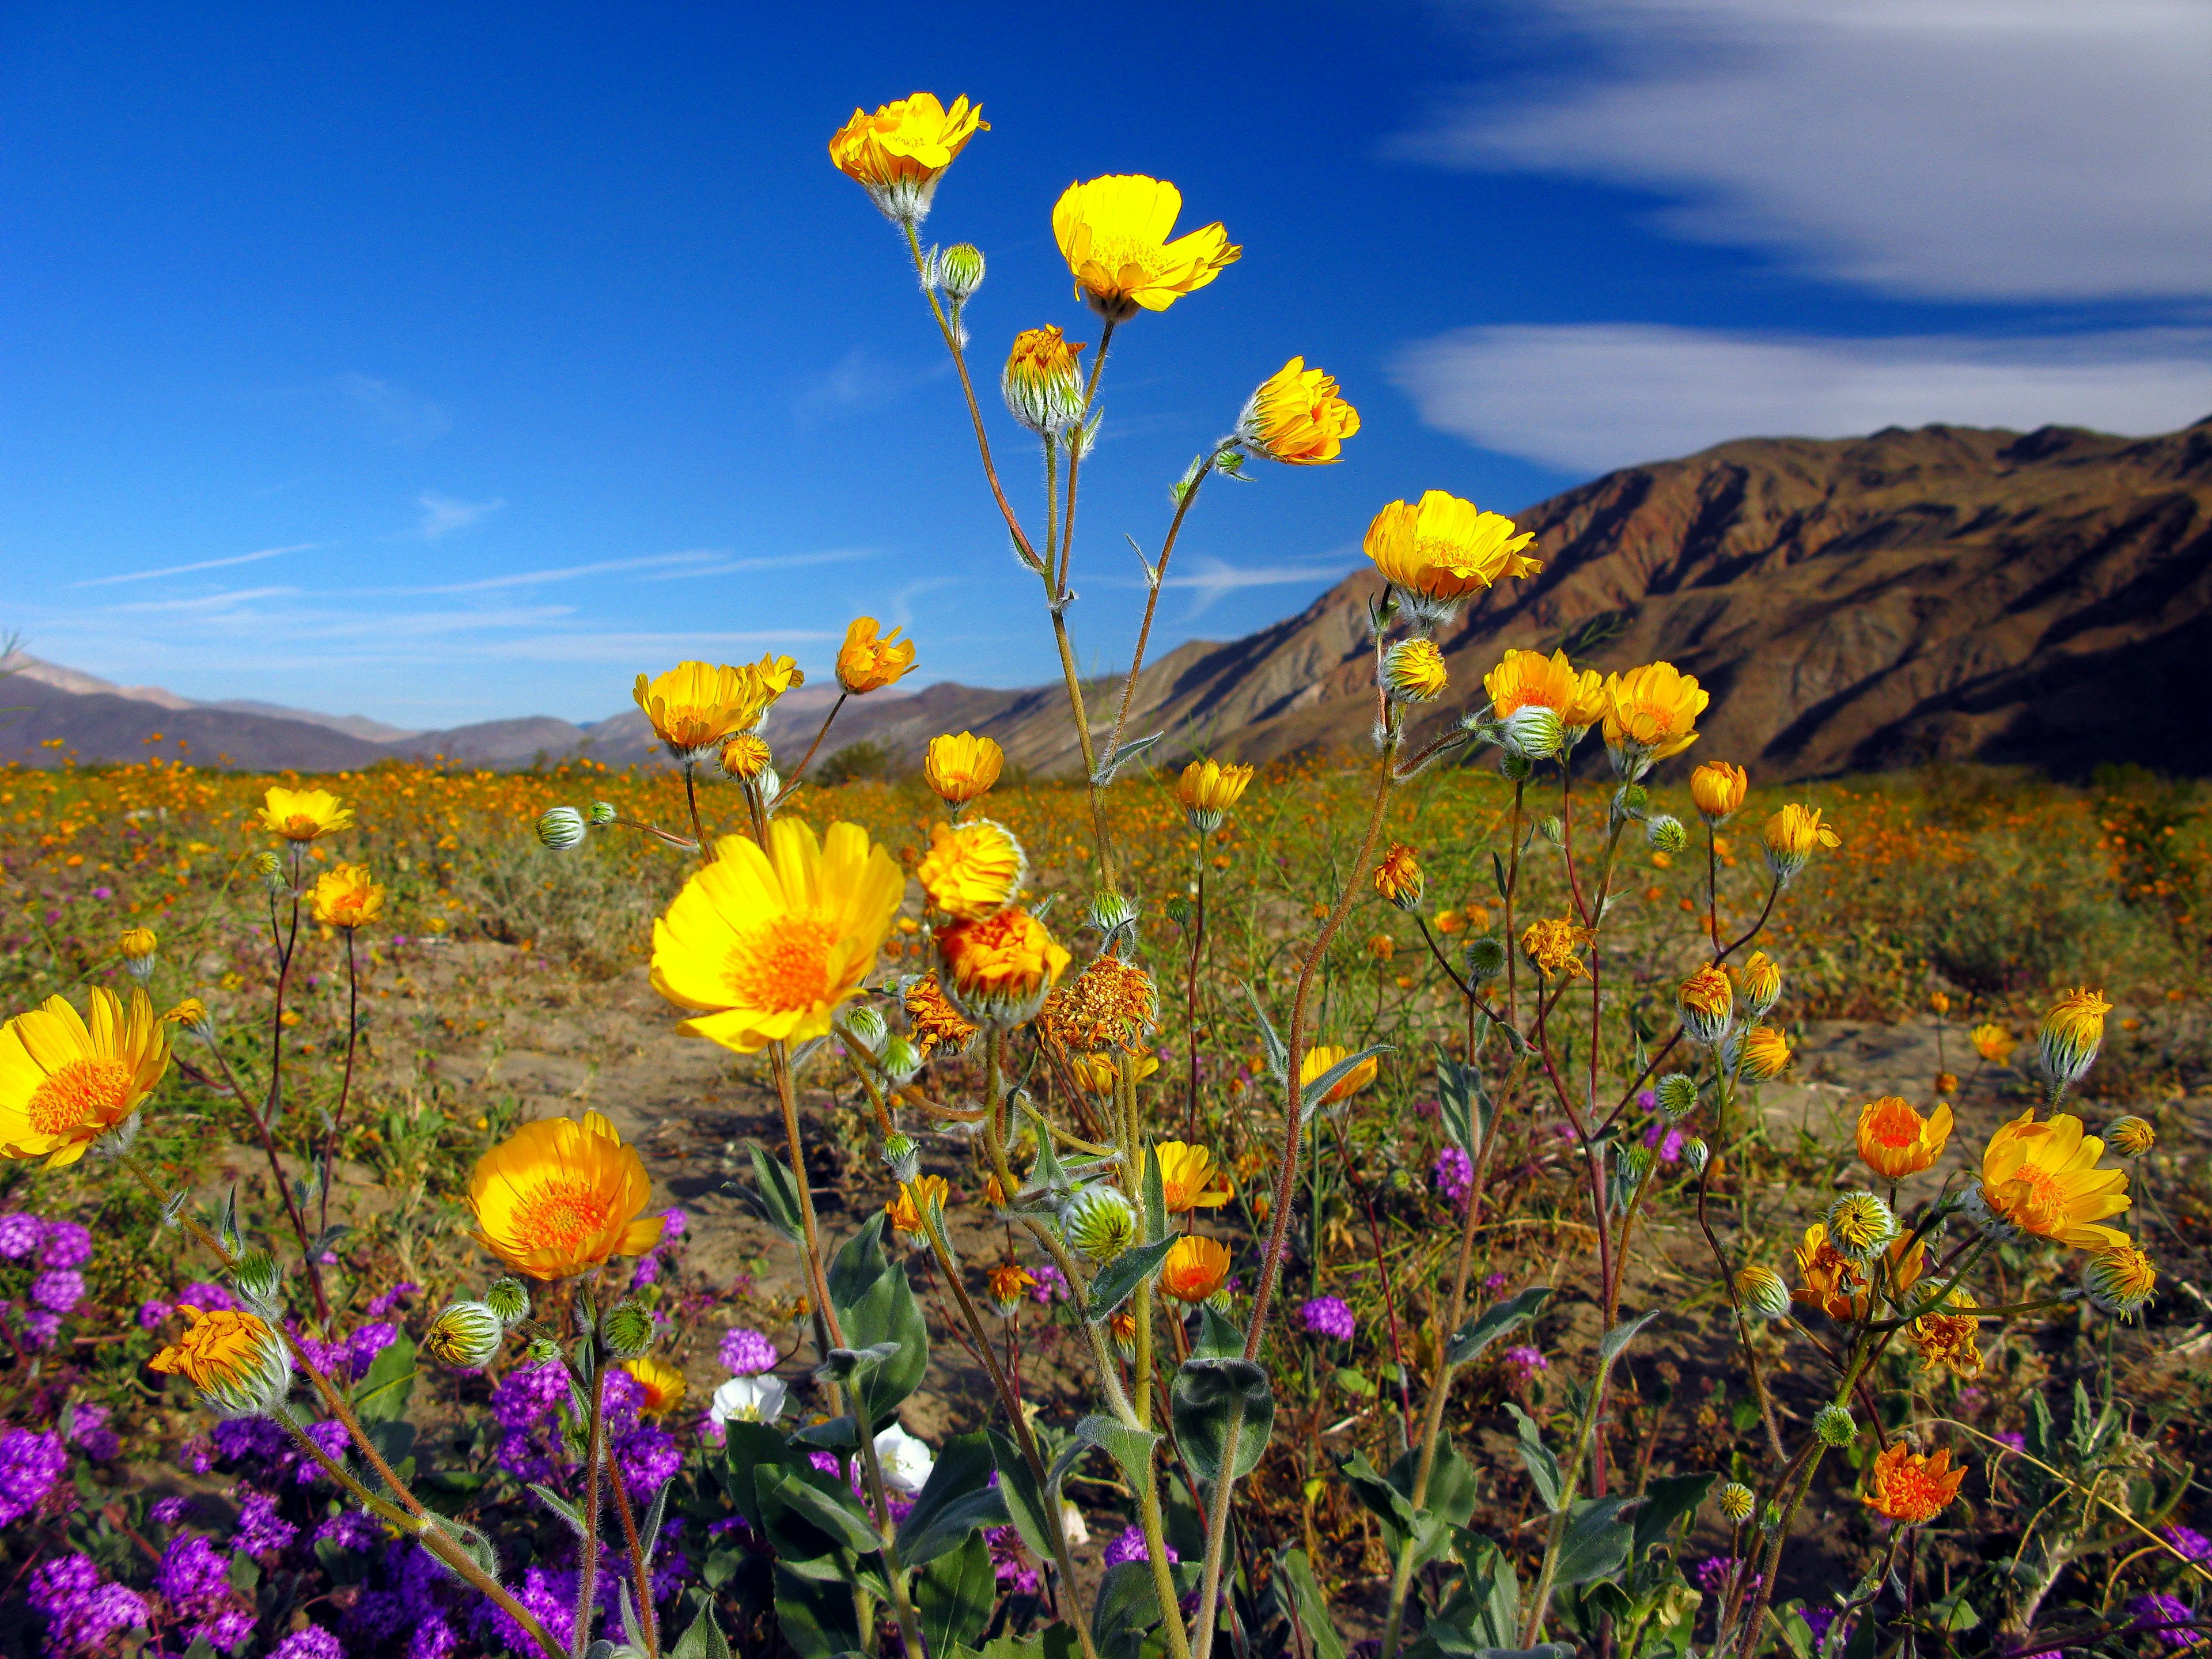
[1300,1297,1356,1342]
[40,1221,92,1268]
[1433,1146,1474,1207]
[347,1322,400,1378]
[1997,1431,2026,1452]
[1031,1263,1070,1305]
[151,1495,198,1527]
[2161,1524,2212,1566]
[28,1555,150,1654]
[0,1427,67,1524]
[660,1207,687,1239]
[32,1270,86,1314]
[366,1281,419,1317]
[67,1401,120,1461]
[1103,1524,1176,1569]
[272,1628,346,1659]
[1642,1118,1684,1163]
[180,1282,236,1312]
[1503,1345,1548,1387]
[0,1212,41,1259]
[631,1255,662,1289]
[718,1327,779,1376]
[2131,1594,2199,1652]
[316,1511,381,1550]
[138,1299,175,1330]
[236,1491,298,1556]
[1693,1555,1759,1596]
[1482,1271,1509,1293]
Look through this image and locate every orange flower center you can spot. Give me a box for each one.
[1868,1101,1923,1149]
[1080,236,1172,292]
[724,916,838,1013]
[1993,1168,2069,1237]
[283,814,321,838]
[27,1057,132,1135]
[509,1177,615,1255]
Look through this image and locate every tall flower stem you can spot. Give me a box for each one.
[1119,1049,1191,1659]
[1099,449,1218,771]
[1058,321,1116,596]
[317,926,361,1243]
[774,692,849,801]
[681,766,711,859]
[1185,851,1206,1141]
[261,881,329,1321]
[605,1457,659,1659]
[571,1360,609,1659]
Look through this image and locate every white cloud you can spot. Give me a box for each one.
[71,543,315,588]
[416,491,505,539]
[1407,0,2212,300]
[1392,323,2212,472]
[338,373,452,444]
[1161,555,1357,617]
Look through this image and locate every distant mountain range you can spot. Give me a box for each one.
[7,414,2209,780]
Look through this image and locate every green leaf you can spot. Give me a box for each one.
[1491,849,1509,899]
[774,1474,884,1557]
[986,1428,1056,1565]
[1171,1357,1274,1484]
[1075,1415,1160,1492]
[815,1343,903,1385]
[973,1626,1081,1659]
[1192,1302,1243,1360]
[1241,983,1289,1082]
[753,1465,853,1565]
[794,1415,862,1450]
[771,1563,863,1659]
[1631,1471,1716,1559]
[1300,1044,1393,1120]
[1141,1144,1168,1243]
[1091,1560,1169,1659]
[1446,1286,1553,1368]
[1272,1550,1346,1659]
[1552,1496,1637,1585]
[1338,1449,1418,1544]
[1504,1403,1565,1513]
[1335,1368,1377,1397]
[1435,1051,1478,1154]
[718,1421,794,1531]
[1021,1103,1071,1200]
[732,1142,806,1246]
[895,1432,1010,1568]
[918,1532,997,1655]
[831,1222,929,1421]
[351,1334,419,1423]
[1448,1529,1522,1649]
[1084,1237,1177,1323]
[1597,1309,1661,1372]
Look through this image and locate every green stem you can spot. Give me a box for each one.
[571,1359,608,1658]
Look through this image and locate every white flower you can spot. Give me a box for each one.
[1059,1501,1090,1546]
[872,1421,936,1494]
[709,1373,787,1426]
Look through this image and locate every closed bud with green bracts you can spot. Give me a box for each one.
[2104,1115,2155,1159]
[230,1251,283,1314]
[1165,893,1194,928]
[1683,1137,1710,1175]
[1498,751,1533,781]
[524,1336,565,1368]
[1061,1185,1139,1265]
[250,850,286,892]
[1656,1073,1699,1122]
[881,1132,921,1185]
[1501,705,1563,762]
[1612,783,1650,824]
[1539,815,1566,847]
[1761,1500,1784,1533]
[586,801,616,825]
[936,243,986,300]
[1815,1403,1857,1446]
[879,1035,923,1084]
[536,807,586,851]
[1465,936,1508,983]
[1824,1191,1898,1263]
[484,1278,531,1327]
[1622,1143,1656,1181]
[842,1006,888,1054]
[423,1302,505,1370]
[1646,814,1688,855]
[1719,1481,1756,1523]
[1734,1263,1792,1322]
[1086,891,1141,938]
[2081,1243,2156,1318]
[600,1302,655,1359]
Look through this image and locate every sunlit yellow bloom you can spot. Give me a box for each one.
[1039,956,1158,1053]
[2081,1242,2156,1317]
[987,1261,1038,1313]
[1737,1025,1792,1081]
[1969,1022,2018,1066]
[311,863,385,930]
[1373,844,1424,912]
[1676,964,1734,1043]
[1365,933,1396,962]
[1763,804,1840,883]
[1109,1310,1139,1357]
[916,819,1025,920]
[1382,638,1448,703]
[828,92,987,224]
[1068,1051,1160,1094]
[1003,326,1088,434]
[1855,1097,1952,1180]
[1738,950,1782,1017]
[719,733,772,782]
[1602,663,1707,770]
[652,820,902,1055]
[0,987,169,1168]
[925,732,1005,805]
[904,973,978,1058]
[1521,918,1593,980]
[1974,1108,2130,1251]
[1236,357,1359,465]
[1155,1142,1234,1211]
[1052,175,1241,321]
[1691,762,1748,824]
[149,1304,292,1418]
[619,1356,688,1416]
[162,998,207,1028]
[1160,1235,1232,1304]
[1363,491,1540,616]
[935,908,1071,1028]
[835,618,917,695]
[1907,1287,1984,1379]
[1863,1442,1966,1524]
[1792,1222,1865,1320]
[466,1111,664,1281]
[632,662,777,763]
[884,1174,950,1236]
[258,786,354,842]
[1300,1045,1378,1105]
[2038,987,2109,1089]
[118,927,158,962]
[1483,649,1581,721]
[1175,759,1253,831]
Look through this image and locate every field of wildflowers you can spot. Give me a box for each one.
[4,89,2212,1659]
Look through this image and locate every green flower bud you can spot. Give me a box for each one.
[250,850,287,892]
[1465,936,1508,983]
[1501,706,1564,762]
[882,1132,921,1185]
[842,1006,888,1053]
[537,806,587,851]
[937,243,986,300]
[880,1035,923,1084]
[586,800,616,825]
[1656,1073,1699,1121]
[423,1301,505,1370]
[1646,814,1688,855]
[1734,1263,1792,1322]
[1498,750,1534,781]
[1612,784,1650,824]
[1086,891,1140,938]
[1718,1481,1755,1523]
[1824,1191,1898,1264]
[1539,815,1566,847]
[524,1336,565,1368]
[1814,1403,1857,1446]
[1683,1137,1710,1175]
[1165,894,1194,928]
[484,1278,532,1327]
[230,1250,283,1314]
[600,1302,655,1359]
[1062,1185,1139,1266]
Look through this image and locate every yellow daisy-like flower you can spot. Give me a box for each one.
[1975,1108,2130,1251]
[467,1111,664,1282]
[258,786,354,843]
[885,1174,950,1237]
[1763,804,1841,883]
[2038,987,2110,1089]
[162,997,207,1029]
[1907,1287,1984,1380]
[1863,1442,1967,1525]
[987,1261,1039,1313]
[1382,638,1449,703]
[1002,326,1088,435]
[1236,357,1360,465]
[1969,1022,2018,1066]
[651,820,903,1055]
[632,662,776,763]
[0,987,170,1168]
[1160,1235,1231,1304]
[311,863,385,931]
[1601,663,1707,768]
[1737,1025,1793,1081]
[1174,759,1253,831]
[619,1356,689,1416]
[1690,761,1748,824]
[1736,950,1782,1017]
[827,92,987,225]
[1855,1097,1952,1180]
[925,732,1005,806]
[1791,1222,1866,1320]
[904,973,978,1058]
[118,927,158,963]
[719,732,772,782]
[935,908,1071,1028]
[1521,917,1593,980]
[1068,1051,1161,1094]
[1052,175,1241,321]
[2081,1241,2157,1316]
[1483,647,1584,721]
[1154,1142,1233,1211]
[149,1304,293,1418]
[1373,844,1424,912]
[835,617,916,696]
[915,819,1025,921]
[1363,491,1540,614]
[1299,1044,1378,1105]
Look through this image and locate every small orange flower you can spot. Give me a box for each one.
[1155,1142,1233,1211]
[987,1261,1037,1311]
[1863,1442,1967,1524]
[835,618,917,695]
[1159,1235,1231,1304]
[1855,1097,1952,1180]
[885,1175,950,1237]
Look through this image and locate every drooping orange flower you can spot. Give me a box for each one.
[1863,1442,1967,1524]
[1856,1097,1953,1180]
[1236,357,1360,465]
[885,1175,950,1237]
[1154,1142,1234,1211]
[828,93,987,224]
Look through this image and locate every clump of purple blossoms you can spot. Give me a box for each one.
[490,1359,675,1501]
[0,1212,41,1259]
[2161,1524,2211,1566]
[367,1281,419,1317]
[40,1221,92,1268]
[1643,1117,1684,1164]
[294,1320,400,1383]
[158,1533,256,1651]
[1503,1346,1548,1388]
[67,1400,120,1461]
[1433,1146,1474,1208]
[207,1415,350,1486]
[1031,1263,1070,1305]
[1693,1555,1758,1596]
[179,1282,236,1312]
[343,1539,468,1659]
[1102,1524,1177,1569]
[28,1555,150,1653]
[2130,1594,2199,1651]
[1300,1297,1356,1342]
[718,1327,779,1376]
[271,1628,346,1659]
[0,1427,67,1524]
[138,1300,174,1330]
[236,1491,299,1556]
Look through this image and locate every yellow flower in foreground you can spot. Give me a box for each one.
[1863,1444,1967,1525]
[2038,987,2110,1089]
[886,1175,950,1237]
[0,987,170,1168]
[467,1111,664,1281]
[827,92,987,224]
[1969,1022,2018,1066]
[1002,326,1088,435]
[312,863,385,931]
[1521,918,1593,980]
[1791,1222,1865,1320]
[1974,1108,2130,1251]
[835,618,917,695]
[1855,1097,1952,1180]
[1236,357,1360,465]
[1175,759,1253,831]
[1160,1235,1232,1304]
[1052,175,1241,321]
[1763,804,1840,883]
[652,820,903,1054]
[1382,638,1449,703]
[1602,663,1707,770]
[925,732,1005,805]
[259,786,354,842]
[1300,1045,1378,1104]
[903,973,978,1058]
[1373,844,1424,912]
[1156,1142,1234,1211]
[1691,761,1748,824]
[632,662,774,763]
[149,1304,292,1418]
[935,908,1071,1028]
[916,819,1025,921]
[1364,491,1540,615]
[619,1356,688,1416]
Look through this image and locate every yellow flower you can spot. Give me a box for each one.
[1855,1097,1952,1180]
[719,733,772,782]
[632,662,776,763]
[903,973,978,1058]
[619,1356,688,1416]
[1676,964,1734,1043]
[835,618,917,695]
[0,987,170,1168]
[915,819,1025,921]
[1737,1025,1793,1081]
[118,927,158,962]
[1791,1222,1866,1320]
[258,786,354,842]
[1906,1287,1984,1379]
[828,92,987,224]
[652,820,903,1055]
[1521,918,1593,980]
[1737,950,1782,1017]
[2038,987,2110,1089]
[1039,956,1158,1053]
[149,1304,293,1418]
[1863,1442,1966,1524]
[1363,491,1540,617]
[1155,1142,1234,1211]
[1373,844,1424,912]
[162,997,207,1029]
[1002,326,1088,435]
[1763,804,1840,883]
[1068,1051,1160,1094]
[1969,1022,2018,1066]
[1365,933,1396,962]
[987,1261,1039,1313]
[1299,1045,1377,1104]
[1236,357,1360,465]
[1974,1108,2130,1251]
[886,1174,950,1237]
[1690,762,1748,824]
[925,732,1004,805]
[467,1111,664,1281]
[935,908,1071,1027]
[1160,1236,1231,1304]
[1052,175,1241,321]
[1381,638,1448,703]
[311,863,385,931]
[1601,664,1707,770]
[1483,648,1583,721]
[1175,759,1253,831]
[1434,909,1463,936]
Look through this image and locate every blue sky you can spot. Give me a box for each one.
[5,1,2208,729]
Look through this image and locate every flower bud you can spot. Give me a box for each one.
[2081,1242,2156,1318]
[1374,846,1425,912]
[842,1006,888,1054]
[1061,1185,1139,1266]
[600,1302,656,1359]
[1718,1480,1756,1522]
[880,1035,924,1084]
[1501,705,1563,762]
[881,1132,921,1185]
[149,1305,294,1420]
[1498,751,1534,781]
[250,850,287,892]
[1760,1501,1783,1533]
[1683,1138,1710,1176]
[1814,1403,1857,1447]
[484,1278,532,1327]
[1612,784,1649,824]
[1824,1192,1898,1264]
[1086,891,1140,938]
[1381,638,1448,704]
[2104,1115,2154,1159]
[1164,894,1193,928]
[537,807,587,851]
[1464,936,1508,982]
[719,733,772,782]
[119,927,159,979]
[1645,815,1688,855]
[1622,1143,1656,1181]
[752,766,784,810]
[1539,815,1566,847]
[936,243,986,300]
[1002,327,1088,436]
[1739,950,1783,1018]
[230,1251,284,1315]
[586,801,616,825]
[1656,1073,1699,1122]
[524,1336,565,1368]
[1734,1263,1791,1322]
[423,1301,505,1370]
